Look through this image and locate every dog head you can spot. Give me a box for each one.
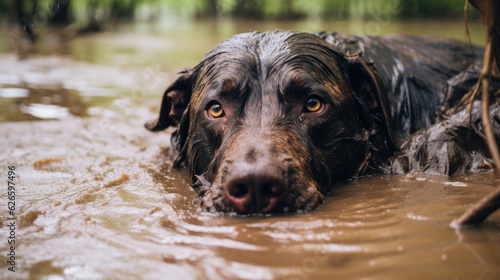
[146,31,392,214]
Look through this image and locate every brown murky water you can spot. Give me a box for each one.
[1,18,500,279]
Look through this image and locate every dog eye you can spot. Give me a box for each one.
[305,98,322,112]
[208,103,224,118]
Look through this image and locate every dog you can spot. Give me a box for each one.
[145,30,498,214]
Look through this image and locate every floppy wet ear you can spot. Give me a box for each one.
[346,56,399,148]
[172,104,190,168]
[144,68,193,131]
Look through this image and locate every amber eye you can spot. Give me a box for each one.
[208,103,224,118]
[305,98,322,112]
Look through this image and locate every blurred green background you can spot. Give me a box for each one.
[0,0,485,67]
[0,0,481,25]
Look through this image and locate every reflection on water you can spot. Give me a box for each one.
[0,53,169,122]
[0,88,29,98]
[0,19,499,279]
[20,103,70,119]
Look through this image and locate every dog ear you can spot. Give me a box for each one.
[172,104,190,168]
[346,56,400,149]
[145,69,193,131]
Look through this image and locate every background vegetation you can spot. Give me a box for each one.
[3,0,480,33]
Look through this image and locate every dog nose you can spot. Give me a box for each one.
[224,163,288,214]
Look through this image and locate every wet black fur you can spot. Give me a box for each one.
[146,30,493,214]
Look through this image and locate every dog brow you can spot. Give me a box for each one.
[277,73,339,109]
[216,77,250,100]
[221,78,236,94]
[279,74,311,98]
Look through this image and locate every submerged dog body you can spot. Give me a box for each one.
[146,30,492,214]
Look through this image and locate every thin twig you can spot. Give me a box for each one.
[451,185,500,227]
[464,0,475,65]
[480,41,500,176]
[452,38,500,227]
[466,81,480,131]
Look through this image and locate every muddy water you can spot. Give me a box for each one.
[2,116,500,279]
[1,19,500,279]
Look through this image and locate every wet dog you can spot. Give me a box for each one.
[146,30,495,214]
